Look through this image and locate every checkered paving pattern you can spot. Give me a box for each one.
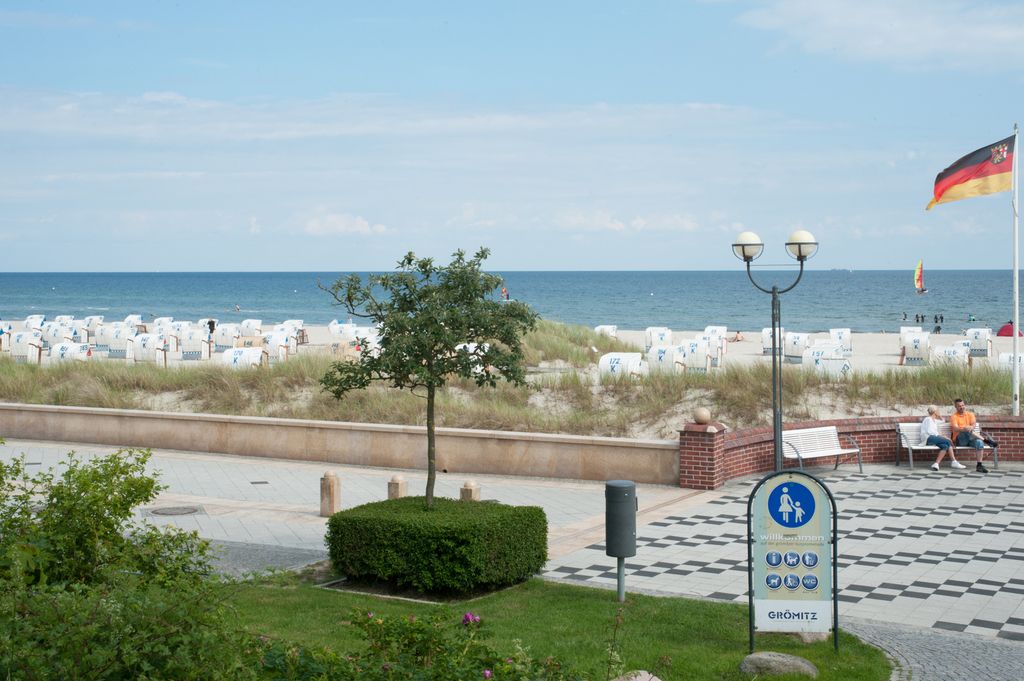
[544,465,1024,642]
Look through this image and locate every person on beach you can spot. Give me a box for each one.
[949,398,990,473]
[903,312,908,321]
[728,331,744,343]
[921,405,963,472]
[207,319,216,334]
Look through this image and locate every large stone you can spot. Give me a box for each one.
[740,652,818,678]
[612,672,662,681]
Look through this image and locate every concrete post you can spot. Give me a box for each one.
[460,480,480,501]
[320,471,341,517]
[388,474,407,499]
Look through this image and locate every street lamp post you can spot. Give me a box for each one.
[732,230,819,472]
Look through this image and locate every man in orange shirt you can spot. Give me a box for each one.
[949,398,989,473]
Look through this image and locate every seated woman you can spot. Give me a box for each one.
[921,405,964,472]
[728,331,744,343]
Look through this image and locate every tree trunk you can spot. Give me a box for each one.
[426,384,436,508]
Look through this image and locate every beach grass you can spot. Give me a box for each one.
[0,324,1015,436]
[228,575,891,681]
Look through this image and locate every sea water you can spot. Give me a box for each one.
[0,270,1016,334]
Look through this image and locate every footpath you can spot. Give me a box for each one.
[4,439,1024,680]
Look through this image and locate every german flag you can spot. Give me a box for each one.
[927,135,1014,210]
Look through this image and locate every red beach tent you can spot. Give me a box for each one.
[996,321,1024,337]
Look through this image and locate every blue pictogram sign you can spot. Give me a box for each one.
[802,551,819,568]
[765,551,782,567]
[802,574,819,590]
[783,573,800,590]
[783,551,801,568]
[766,574,782,590]
[767,482,816,528]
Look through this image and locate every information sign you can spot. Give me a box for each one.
[747,470,837,650]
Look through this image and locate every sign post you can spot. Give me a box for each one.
[747,470,838,652]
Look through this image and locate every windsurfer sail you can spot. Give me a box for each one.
[914,260,928,294]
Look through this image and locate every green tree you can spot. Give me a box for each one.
[320,248,538,507]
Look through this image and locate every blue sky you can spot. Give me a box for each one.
[2,0,1024,271]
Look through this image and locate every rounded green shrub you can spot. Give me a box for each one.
[326,497,547,594]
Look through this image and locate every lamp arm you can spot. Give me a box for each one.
[776,259,806,295]
[744,263,775,295]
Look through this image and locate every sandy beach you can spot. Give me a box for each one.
[7,320,1022,375]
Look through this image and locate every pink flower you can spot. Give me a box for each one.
[483,670,493,679]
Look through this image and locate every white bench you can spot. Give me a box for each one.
[896,422,997,469]
[781,426,863,472]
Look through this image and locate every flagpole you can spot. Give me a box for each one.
[1014,123,1020,416]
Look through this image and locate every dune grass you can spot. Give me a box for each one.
[0,323,1015,437]
[228,575,891,681]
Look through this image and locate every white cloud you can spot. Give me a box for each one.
[739,0,1024,69]
[555,210,701,233]
[304,212,388,236]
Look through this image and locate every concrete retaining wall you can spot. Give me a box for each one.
[0,403,679,485]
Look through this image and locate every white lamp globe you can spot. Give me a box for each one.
[732,231,764,262]
[786,230,818,260]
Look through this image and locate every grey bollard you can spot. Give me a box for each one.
[388,474,407,499]
[460,480,481,501]
[605,480,637,558]
[320,471,341,517]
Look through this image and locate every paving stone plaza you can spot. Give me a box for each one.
[4,439,1024,680]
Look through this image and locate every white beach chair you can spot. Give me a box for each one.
[240,319,263,336]
[998,351,1024,369]
[828,328,853,356]
[901,333,930,365]
[220,347,268,369]
[679,338,712,373]
[702,326,728,360]
[931,345,970,367]
[643,326,672,351]
[784,332,810,363]
[197,318,218,332]
[698,334,726,368]
[93,323,134,353]
[761,327,784,355]
[133,334,169,367]
[646,345,685,373]
[594,324,618,338]
[598,352,648,378]
[179,329,212,361]
[262,331,297,363]
[152,316,174,328]
[82,315,104,339]
[802,345,851,378]
[899,326,923,350]
[0,323,12,352]
[10,331,43,364]
[53,315,74,325]
[124,314,143,328]
[280,319,307,344]
[214,324,241,352]
[41,323,74,349]
[23,315,45,331]
[106,334,135,361]
[48,342,92,364]
[328,320,358,339]
[965,328,993,357]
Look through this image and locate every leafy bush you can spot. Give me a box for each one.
[258,609,582,680]
[326,497,547,594]
[0,447,257,679]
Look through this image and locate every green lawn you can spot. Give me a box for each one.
[228,576,891,681]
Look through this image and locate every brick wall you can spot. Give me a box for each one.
[678,415,1024,490]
